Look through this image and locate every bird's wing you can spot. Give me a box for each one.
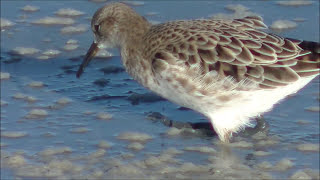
[144,16,319,90]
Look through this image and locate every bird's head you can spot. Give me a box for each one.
[76,3,149,78]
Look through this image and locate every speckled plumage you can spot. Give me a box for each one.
[77,3,320,142]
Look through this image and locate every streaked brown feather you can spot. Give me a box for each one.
[144,16,320,90]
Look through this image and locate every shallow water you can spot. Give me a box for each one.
[1,1,319,179]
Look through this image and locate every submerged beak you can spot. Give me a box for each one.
[76,42,100,78]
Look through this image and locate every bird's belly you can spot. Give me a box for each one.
[146,80,203,112]
[148,75,317,119]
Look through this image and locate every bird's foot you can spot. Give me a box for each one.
[239,116,270,138]
[146,112,215,136]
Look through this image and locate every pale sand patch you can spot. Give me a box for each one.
[12,93,38,103]
[90,170,104,178]
[64,39,79,51]
[296,119,310,125]
[32,17,75,25]
[127,142,144,151]
[158,153,180,164]
[166,127,182,136]
[0,72,10,80]
[47,159,75,173]
[11,47,40,55]
[149,20,161,25]
[276,0,313,7]
[39,147,72,156]
[37,55,50,60]
[42,49,61,56]
[117,132,152,142]
[25,96,38,103]
[121,153,134,159]
[42,38,52,42]
[89,0,108,2]
[252,151,272,156]
[15,165,64,178]
[28,81,44,88]
[304,106,320,112]
[1,131,28,138]
[229,141,253,148]
[96,112,113,120]
[210,10,259,20]
[144,156,163,167]
[66,39,78,44]
[225,4,250,12]
[122,1,145,6]
[97,140,112,149]
[302,169,320,180]
[96,49,113,58]
[162,147,183,155]
[293,18,306,22]
[70,127,90,133]
[1,100,8,106]
[56,97,72,105]
[251,132,268,140]
[21,5,39,12]
[106,163,145,178]
[63,44,79,51]
[270,20,297,30]
[41,132,56,138]
[144,12,159,16]
[290,170,312,180]
[6,154,26,167]
[256,138,279,147]
[296,143,319,152]
[184,146,216,154]
[60,24,88,34]
[25,109,48,119]
[83,111,95,115]
[274,158,294,171]
[89,149,106,158]
[257,161,273,170]
[178,162,209,173]
[12,93,27,99]
[1,18,15,29]
[55,8,85,17]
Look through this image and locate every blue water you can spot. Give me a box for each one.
[1,1,319,179]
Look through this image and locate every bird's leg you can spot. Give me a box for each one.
[146,112,215,136]
[147,112,269,140]
[240,115,269,137]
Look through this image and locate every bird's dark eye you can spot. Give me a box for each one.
[94,24,100,32]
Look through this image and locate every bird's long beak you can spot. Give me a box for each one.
[76,42,100,78]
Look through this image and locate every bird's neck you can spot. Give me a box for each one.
[120,43,152,87]
[120,32,154,87]
[118,14,151,49]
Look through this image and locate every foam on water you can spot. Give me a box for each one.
[96,112,113,120]
[28,81,44,88]
[26,109,48,119]
[117,132,152,142]
[32,17,75,25]
[20,5,39,12]
[60,24,88,34]
[42,49,61,56]
[1,131,28,138]
[0,18,15,29]
[11,47,40,55]
[276,1,313,7]
[270,20,297,30]
[0,72,10,80]
[55,8,85,17]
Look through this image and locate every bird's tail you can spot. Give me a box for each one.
[289,39,320,77]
